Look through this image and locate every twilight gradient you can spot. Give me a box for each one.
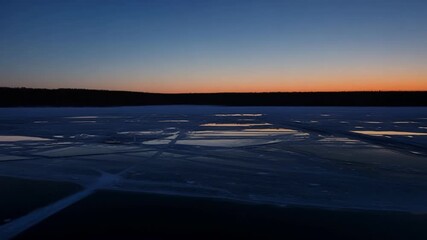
[0,0,426,92]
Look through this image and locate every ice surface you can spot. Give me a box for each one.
[70,121,97,123]
[176,139,282,147]
[352,130,427,136]
[0,106,427,212]
[214,114,263,117]
[158,120,189,123]
[0,136,52,142]
[200,123,272,127]
[393,121,418,124]
[65,116,99,119]
[0,154,29,161]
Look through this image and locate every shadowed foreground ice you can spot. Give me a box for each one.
[0,106,427,218]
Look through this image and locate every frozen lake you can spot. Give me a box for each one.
[0,106,427,214]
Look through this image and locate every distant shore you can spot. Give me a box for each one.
[1,87,427,107]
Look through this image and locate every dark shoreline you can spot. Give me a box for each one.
[16,190,427,240]
[2,87,427,107]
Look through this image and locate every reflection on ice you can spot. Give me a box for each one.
[143,139,171,145]
[0,154,29,161]
[352,130,427,136]
[393,121,418,124]
[35,145,137,157]
[118,131,163,135]
[177,139,281,147]
[66,116,99,119]
[201,123,272,127]
[158,120,189,123]
[243,128,296,132]
[319,137,362,144]
[187,128,299,138]
[0,136,52,142]
[33,121,48,124]
[214,114,263,117]
[69,134,96,139]
[178,128,302,146]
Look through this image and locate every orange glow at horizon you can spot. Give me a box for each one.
[103,73,427,93]
[7,70,427,93]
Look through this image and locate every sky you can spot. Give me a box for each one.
[0,0,426,93]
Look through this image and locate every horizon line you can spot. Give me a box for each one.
[2,86,427,95]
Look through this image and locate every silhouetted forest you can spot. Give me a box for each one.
[1,87,427,107]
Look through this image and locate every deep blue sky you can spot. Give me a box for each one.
[1,0,426,92]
